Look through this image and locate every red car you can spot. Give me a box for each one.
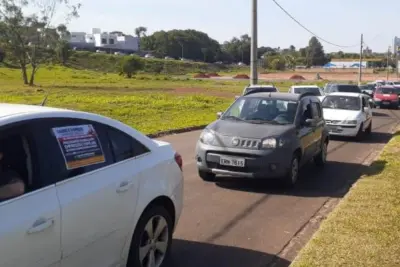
[373,86,399,109]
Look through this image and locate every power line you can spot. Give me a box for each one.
[271,0,360,48]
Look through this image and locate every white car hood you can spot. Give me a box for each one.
[323,108,361,121]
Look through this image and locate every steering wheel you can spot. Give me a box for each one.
[274,114,289,121]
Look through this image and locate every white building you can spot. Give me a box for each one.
[324,61,367,69]
[67,28,139,52]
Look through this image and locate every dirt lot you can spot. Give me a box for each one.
[258,71,400,82]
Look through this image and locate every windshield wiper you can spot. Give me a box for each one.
[247,119,279,124]
[222,115,244,121]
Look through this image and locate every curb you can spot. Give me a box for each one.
[147,125,207,138]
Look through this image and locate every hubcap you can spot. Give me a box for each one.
[291,158,299,183]
[139,215,169,267]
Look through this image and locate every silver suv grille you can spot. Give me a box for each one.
[232,138,260,149]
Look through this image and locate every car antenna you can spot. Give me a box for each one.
[37,88,49,106]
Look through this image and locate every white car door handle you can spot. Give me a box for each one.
[27,218,54,234]
[116,181,133,193]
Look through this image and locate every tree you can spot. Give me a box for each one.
[119,55,144,78]
[307,37,328,67]
[140,29,222,62]
[0,0,80,85]
[134,26,147,38]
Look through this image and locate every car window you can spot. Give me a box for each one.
[376,87,397,94]
[322,95,361,111]
[336,85,361,93]
[222,96,298,125]
[293,87,321,96]
[0,123,43,202]
[31,118,115,182]
[106,127,150,162]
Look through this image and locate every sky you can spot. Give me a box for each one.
[48,0,399,53]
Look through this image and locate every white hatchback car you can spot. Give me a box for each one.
[289,85,325,101]
[321,92,373,139]
[0,103,183,267]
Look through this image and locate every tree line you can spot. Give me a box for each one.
[137,26,394,69]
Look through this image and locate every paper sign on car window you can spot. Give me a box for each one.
[52,124,105,170]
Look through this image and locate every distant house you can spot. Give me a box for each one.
[67,28,140,53]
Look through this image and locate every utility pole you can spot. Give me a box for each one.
[358,34,363,85]
[386,46,390,81]
[250,0,258,85]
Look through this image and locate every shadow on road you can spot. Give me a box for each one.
[372,111,391,117]
[168,239,290,267]
[330,131,393,144]
[216,160,387,198]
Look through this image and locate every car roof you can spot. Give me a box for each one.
[245,85,276,89]
[243,92,309,101]
[291,85,319,88]
[0,103,74,119]
[327,92,363,97]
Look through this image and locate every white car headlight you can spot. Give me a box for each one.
[341,120,358,125]
[199,129,217,145]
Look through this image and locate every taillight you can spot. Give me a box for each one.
[174,152,183,171]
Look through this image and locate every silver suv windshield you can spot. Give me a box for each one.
[222,97,298,125]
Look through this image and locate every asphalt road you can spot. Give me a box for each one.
[159,108,400,267]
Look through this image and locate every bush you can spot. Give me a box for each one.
[67,51,247,75]
[119,56,145,78]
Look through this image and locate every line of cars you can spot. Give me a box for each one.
[195,82,376,189]
[0,79,398,267]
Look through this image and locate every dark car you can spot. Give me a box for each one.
[195,92,330,187]
[325,84,362,94]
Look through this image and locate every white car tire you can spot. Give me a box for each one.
[127,205,173,267]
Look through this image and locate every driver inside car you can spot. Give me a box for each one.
[0,147,26,202]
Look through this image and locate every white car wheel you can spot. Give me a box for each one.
[127,206,173,267]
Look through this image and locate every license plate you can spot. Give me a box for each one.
[383,101,390,105]
[219,156,245,167]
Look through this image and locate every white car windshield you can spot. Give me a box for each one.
[222,97,298,125]
[293,87,321,96]
[322,95,361,111]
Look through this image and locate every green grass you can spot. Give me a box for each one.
[1,87,232,134]
[0,65,329,134]
[291,131,400,267]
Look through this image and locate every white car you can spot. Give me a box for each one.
[289,85,325,101]
[0,103,183,267]
[321,92,372,139]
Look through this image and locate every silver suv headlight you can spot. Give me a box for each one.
[199,129,218,146]
[261,137,287,149]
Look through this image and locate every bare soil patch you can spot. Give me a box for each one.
[193,73,210,78]
[289,74,306,80]
[233,74,250,79]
